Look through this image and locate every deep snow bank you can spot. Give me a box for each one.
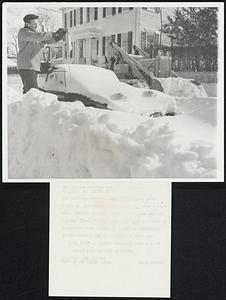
[121,77,207,98]
[158,77,207,98]
[7,58,17,67]
[8,88,216,179]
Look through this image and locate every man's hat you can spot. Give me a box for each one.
[23,14,39,23]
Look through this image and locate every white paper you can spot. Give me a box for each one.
[49,180,171,297]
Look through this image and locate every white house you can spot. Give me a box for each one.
[60,7,171,66]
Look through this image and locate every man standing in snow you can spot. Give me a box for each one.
[17,14,66,94]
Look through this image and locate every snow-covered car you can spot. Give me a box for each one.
[40,64,177,117]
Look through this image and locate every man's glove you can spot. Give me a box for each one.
[54,28,67,42]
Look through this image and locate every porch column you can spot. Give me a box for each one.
[134,7,142,47]
[98,37,102,67]
[75,40,79,63]
[86,37,92,65]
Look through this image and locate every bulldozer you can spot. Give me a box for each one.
[109,42,201,92]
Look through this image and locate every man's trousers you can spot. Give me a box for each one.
[18,69,38,94]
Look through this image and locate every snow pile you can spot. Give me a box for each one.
[43,64,177,116]
[176,96,217,126]
[8,88,216,179]
[159,77,207,98]
[7,58,17,67]
[120,77,207,98]
[7,86,23,104]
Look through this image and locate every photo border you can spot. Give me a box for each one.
[2,2,224,183]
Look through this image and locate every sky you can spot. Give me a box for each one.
[7,7,62,28]
[7,7,62,53]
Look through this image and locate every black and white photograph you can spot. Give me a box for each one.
[1,3,225,300]
[3,3,224,180]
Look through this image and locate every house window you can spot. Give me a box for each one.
[141,31,147,49]
[87,7,90,23]
[155,33,160,45]
[94,7,98,20]
[102,36,106,55]
[128,31,133,54]
[105,36,111,56]
[111,35,115,42]
[121,32,133,53]
[51,46,62,59]
[70,11,73,27]
[103,8,106,18]
[129,7,134,10]
[117,33,121,47]
[74,9,76,26]
[106,8,112,16]
[64,13,67,29]
[118,8,122,13]
[80,8,83,24]
[147,33,154,44]
[112,8,116,15]
[121,32,128,52]
[88,8,94,22]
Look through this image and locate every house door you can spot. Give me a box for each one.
[78,39,86,64]
[91,38,99,65]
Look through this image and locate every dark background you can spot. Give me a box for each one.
[1,1,225,298]
[0,182,226,300]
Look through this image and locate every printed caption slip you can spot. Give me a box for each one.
[49,180,171,297]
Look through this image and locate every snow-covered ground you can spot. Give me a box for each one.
[7,58,17,67]
[7,73,217,179]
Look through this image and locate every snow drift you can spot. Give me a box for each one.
[8,88,216,179]
[121,77,207,98]
[7,58,17,67]
[159,77,207,98]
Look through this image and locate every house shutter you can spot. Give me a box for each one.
[74,10,76,26]
[87,8,90,23]
[90,8,94,22]
[94,7,98,20]
[128,31,133,54]
[70,11,73,27]
[103,8,106,18]
[64,13,67,29]
[80,8,83,24]
[102,36,106,55]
